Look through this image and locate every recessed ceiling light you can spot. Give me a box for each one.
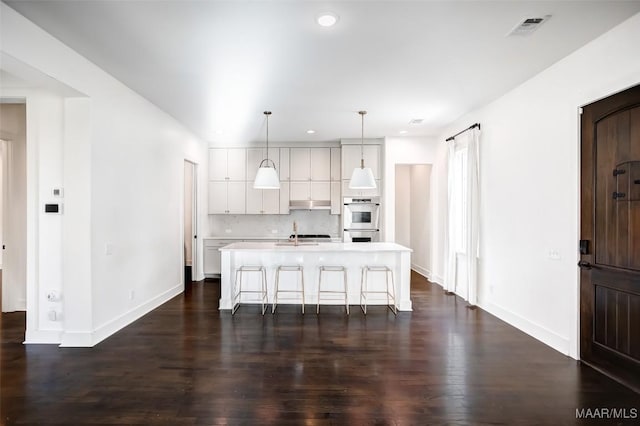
[317,12,339,27]
[215,130,224,135]
[306,129,316,134]
[399,130,408,135]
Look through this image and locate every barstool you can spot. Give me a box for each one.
[317,266,349,314]
[360,265,397,315]
[272,265,305,314]
[232,265,267,315]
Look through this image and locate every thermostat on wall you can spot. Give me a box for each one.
[44,203,62,214]
[52,188,64,197]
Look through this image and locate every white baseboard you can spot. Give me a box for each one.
[24,329,63,344]
[59,331,93,347]
[90,283,183,346]
[58,283,183,347]
[411,264,431,280]
[483,301,572,358]
[431,274,444,287]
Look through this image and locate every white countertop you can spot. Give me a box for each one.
[203,236,289,240]
[219,241,411,252]
[203,236,342,240]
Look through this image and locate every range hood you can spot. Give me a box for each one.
[289,200,331,210]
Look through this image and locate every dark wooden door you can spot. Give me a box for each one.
[581,84,640,392]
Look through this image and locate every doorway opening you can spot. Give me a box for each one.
[0,102,27,314]
[183,160,197,287]
[394,164,432,279]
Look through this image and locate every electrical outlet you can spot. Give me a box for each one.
[548,249,561,260]
[129,290,135,300]
[105,243,113,255]
[271,229,278,234]
[225,228,232,234]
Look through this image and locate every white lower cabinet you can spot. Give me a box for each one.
[204,239,235,276]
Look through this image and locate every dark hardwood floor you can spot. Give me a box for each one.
[1,272,638,425]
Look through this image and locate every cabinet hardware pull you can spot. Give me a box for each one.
[613,169,626,176]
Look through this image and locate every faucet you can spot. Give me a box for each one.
[293,221,298,246]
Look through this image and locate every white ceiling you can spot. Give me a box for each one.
[4,1,640,144]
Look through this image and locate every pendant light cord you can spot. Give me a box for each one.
[359,110,367,169]
[264,111,271,166]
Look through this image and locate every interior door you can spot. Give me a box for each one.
[580,84,640,392]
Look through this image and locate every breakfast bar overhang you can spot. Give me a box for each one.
[219,242,413,311]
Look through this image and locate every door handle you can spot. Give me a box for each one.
[577,260,593,269]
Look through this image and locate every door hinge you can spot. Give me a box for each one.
[613,192,626,199]
[613,168,626,176]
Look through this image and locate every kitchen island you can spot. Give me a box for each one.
[219,242,412,311]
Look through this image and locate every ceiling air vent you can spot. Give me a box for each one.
[409,118,424,125]
[507,15,551,36]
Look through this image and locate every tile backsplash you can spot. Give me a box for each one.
[209,210,341,238]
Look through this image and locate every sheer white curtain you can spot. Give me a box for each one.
[443,127,480,305]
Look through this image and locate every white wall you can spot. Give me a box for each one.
[0,142,3,268]
[184,162,193,266]
[383,137,439,243]
[1,3,208,346]
[0,103,27,312]
[431,11,640,359]
[393,163,432,277]
[394,165,411,248]
[410,164,431,277]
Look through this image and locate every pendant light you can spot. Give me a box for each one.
[349,110,377,189]
[253,111,280,189]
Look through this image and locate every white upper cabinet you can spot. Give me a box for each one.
[279,148,290,181]
[246,148,280,182]
[290,147,331,181]
[290,148,310,180]
[208,181,246,214]
[330,147,341,181]
[209,148,246,181]
[263,188,280,214]
[246,183,280,215]
[290,181,331,201]
[341,179,381,197]
[341,145,381,180]
[227,149,247,180]
[330,181,341,215]
[310,148,331,181]
[279,181,290,214]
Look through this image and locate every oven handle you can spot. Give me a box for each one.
[343,203,380,206]
[344,228,380,232]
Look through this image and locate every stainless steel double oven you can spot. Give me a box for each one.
[343,197,380,242]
